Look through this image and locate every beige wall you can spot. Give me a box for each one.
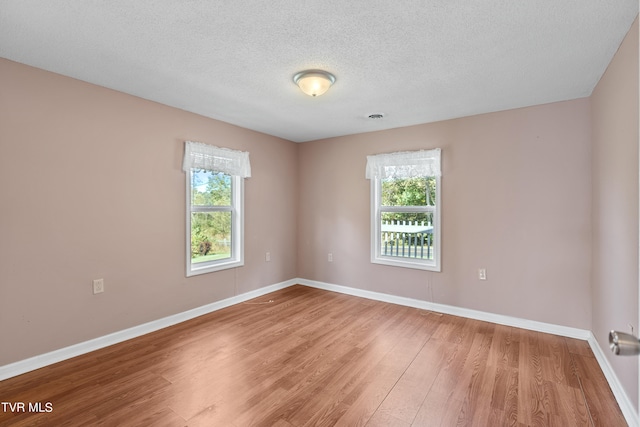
[0,20,637,412]
[298,99,593,330]
[0,59,299,365]
[591,17,639,409]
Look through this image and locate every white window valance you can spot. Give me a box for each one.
[365,148,441,180]
[182,141,251,178]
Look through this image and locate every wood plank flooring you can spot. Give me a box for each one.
[0,285,627,426]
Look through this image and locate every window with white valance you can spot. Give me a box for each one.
[183,141,251,276]
[365,149,441,180]
[182,140,251,177]
[367,148,441,271]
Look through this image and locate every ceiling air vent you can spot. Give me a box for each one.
[368,113,384,119]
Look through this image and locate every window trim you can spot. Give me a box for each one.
[185,170,245,277]
[368,149,441,272]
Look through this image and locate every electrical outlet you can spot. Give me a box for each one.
[265,252,271,262]
[93,278,104,294]
[328,253,333,262]
[478,269,487,280]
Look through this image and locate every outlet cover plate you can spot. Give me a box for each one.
[93,278,104,294]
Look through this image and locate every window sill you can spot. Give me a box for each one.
[372,256,440,272]
[187,259,244,277]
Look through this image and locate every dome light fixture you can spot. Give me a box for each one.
[293,70,336,97]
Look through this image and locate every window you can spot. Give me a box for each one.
[366,149,441,271]
[183,141,251,276]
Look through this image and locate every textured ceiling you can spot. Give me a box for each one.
[0,1,637,142]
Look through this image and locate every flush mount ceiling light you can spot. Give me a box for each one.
[293,70,336,97]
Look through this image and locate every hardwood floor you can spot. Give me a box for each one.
[0,285,627,426]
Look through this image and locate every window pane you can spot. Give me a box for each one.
[190,212,232,263]
[381,176,436,207]
[190,170,232,206]
[380,212,435,260]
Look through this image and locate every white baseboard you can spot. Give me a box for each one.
[297,278,637,427]
[0,278,296,381]
[588,332,639,427]
[2,277,636,427]
[298,278,591,339]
